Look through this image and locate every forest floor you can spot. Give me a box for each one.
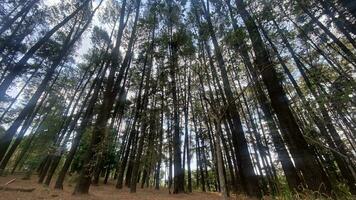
[0,175,253,200]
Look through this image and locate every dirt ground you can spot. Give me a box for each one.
[0,175,250,200]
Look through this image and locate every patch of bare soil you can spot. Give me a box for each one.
[0,175,250,200]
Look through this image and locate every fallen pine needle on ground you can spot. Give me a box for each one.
[0,175,252,200]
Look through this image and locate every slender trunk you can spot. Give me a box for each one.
[54,56,108,189]
[0,50,67,160]
[73,0,129,194]
[320,0,356,49]
[0,92,47,173]
[0,0,91,99]
[0,66,39,122]
[11,113,49,174]
[169,31,184,195]
[194,0,260,196]
[235,0,331,193]
[155,89,164,190]
[185,72,192,193]
[299,2,356,65]
[0,0,38,35]
[272,19,356,192]
[213,121,228,200]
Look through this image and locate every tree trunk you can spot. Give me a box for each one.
[234,0,331,192]
[0,0,91,99]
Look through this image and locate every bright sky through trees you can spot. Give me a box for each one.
[0,0,355,199]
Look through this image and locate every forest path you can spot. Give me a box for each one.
[0,175,250,200]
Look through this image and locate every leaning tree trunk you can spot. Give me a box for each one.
[0,0,91,99]
[235,0,331,193]
[195,0,261,196]
[73,0,128,195]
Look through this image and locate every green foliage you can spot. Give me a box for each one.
[98,0,120,24]
[173,29,195,57]
[36,39,62,61]
[198,22,211,41]
[1,0,355,198]
[224,28,246,47]
[70,127,92,173]
[91,26,111,48]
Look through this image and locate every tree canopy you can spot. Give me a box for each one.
[0,0,355,199]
